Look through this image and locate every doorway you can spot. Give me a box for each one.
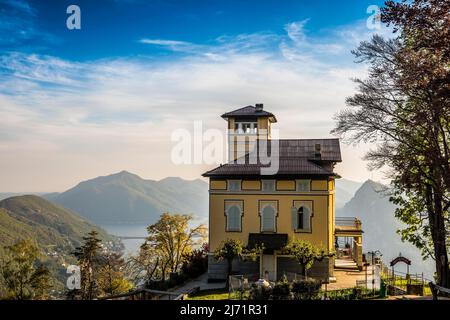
[261,254,276,281]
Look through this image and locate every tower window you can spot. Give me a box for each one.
[234,122,257,134]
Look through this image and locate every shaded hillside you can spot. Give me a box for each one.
[337,180,435,278]
[0,195,116,249]
[53,171,209,224]
[0,195,120,293]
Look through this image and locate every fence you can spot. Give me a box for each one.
[228,274,259,300]
[381,267,432,296]
[99,288,192,300]
[335,217,361,228]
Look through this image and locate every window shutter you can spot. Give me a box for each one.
[303,207,310,230]
[291,206,298,230]
[227,206,241,231]
[262,206,275,232]
[230,211,235,230]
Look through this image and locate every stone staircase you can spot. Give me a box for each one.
[334,258,359,270]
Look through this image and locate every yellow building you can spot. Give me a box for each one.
[203,104,362,282]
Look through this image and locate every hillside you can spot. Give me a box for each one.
[337,180,435,278]
[0,195,116,249]
[0,195,120,293]
[52,171,209,224]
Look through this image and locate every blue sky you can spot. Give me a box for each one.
[0,0,392,191]
[2,0,385,60]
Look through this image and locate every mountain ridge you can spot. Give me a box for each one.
[337,179,435,278]
[52,171,209,224]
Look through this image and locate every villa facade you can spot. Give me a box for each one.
[203,104,363,282]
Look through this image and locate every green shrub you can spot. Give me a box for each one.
[249,283,272,300]
[326,287,378,300]
[291,278,321,300]
[181,244,208,279]
[271,278,291,300]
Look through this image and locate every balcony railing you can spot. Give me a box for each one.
[335,217,362,231]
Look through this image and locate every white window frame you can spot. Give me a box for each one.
[228,180,241,192]
[296,179,311,192]
[291,201,312,232]
[261,179,276,192]
[225,201,243,232]
[259,202,277,232]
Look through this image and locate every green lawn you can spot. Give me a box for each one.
[186,288,230,300]
[186,288,251,300]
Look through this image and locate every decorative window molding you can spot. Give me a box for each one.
[291,200,313,232]
[259,201,278,232]
[261,180,275,192]
[296,179,311,192]
[228,180,241,192]
[225,200,243,232]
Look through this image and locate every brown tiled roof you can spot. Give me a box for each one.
[202,138,341,177]
[277,139,341,161]
[221,105,277,122]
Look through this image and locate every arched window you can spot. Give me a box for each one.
[261,205,276,232]
[291,203,312,231]
[297,207,304,229]
[298,206,311,231]
[226,205,242,231]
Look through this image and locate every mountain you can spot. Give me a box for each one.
[0,195,116,249]
[334,178,364,209]
[0,195,120,293]
[337,180,435,278]
[52,171,209,225]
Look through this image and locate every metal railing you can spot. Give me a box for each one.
[335,217,362,229]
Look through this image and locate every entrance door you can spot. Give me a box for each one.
[261,254,275,281]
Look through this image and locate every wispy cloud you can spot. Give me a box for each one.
[139,39,193,46]
[0,0,58,48]
[0,0,35,15]
[139,32,279,59]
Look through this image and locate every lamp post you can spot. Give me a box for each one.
[364,262,370,289]
[367,250,382,295]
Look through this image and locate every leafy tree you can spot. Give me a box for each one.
[213,238,261,288]
[97,252,133,296]
[73,230,103,299]
[181,243,209,279]
[127,242,162,285]
[0,239,51,300]
[332,0,449,287]
[282,239,331,278]
[145,213,207,278]
[30,264,52,300]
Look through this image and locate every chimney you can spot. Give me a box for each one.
[255,103,263,112]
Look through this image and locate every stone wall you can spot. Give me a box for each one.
[208,255,260,281]
[277,256,332,281]
[208,255,332,282]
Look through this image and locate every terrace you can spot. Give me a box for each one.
[334,217,363,270]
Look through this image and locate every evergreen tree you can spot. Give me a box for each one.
[73,231,103,299]
[0,239,51,300]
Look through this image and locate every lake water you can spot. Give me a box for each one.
[101,217,208,256]
[101,224,148,255]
